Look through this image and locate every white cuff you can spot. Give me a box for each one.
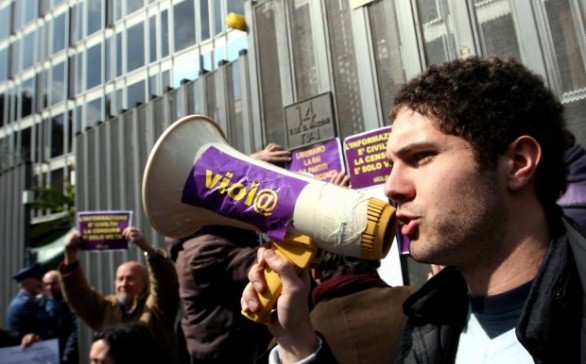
[268,336,323,364]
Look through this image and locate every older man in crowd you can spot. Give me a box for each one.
[60,226,180,363]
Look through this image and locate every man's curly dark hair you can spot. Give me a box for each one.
[390,56,568,207]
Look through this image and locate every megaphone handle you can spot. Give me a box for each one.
[241,242,284,323]
[242,234,317,323]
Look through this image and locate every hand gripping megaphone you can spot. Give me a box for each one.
[142,115,397,322]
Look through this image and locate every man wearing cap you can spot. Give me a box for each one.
[5,262,58,340]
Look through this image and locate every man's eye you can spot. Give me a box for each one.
[411,151,435,165]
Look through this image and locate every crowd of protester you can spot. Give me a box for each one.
[5,56,586,364]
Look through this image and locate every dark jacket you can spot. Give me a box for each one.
[54,295,79,364]
[392,215,585,364]
[175,226,272,363]
[310,214,585,363]
[5,291,58,339]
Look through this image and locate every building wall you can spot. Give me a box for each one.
[0,162,31,328]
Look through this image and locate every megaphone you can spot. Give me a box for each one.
[142,115,397,322]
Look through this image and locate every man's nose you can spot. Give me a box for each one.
[383,164,413,205]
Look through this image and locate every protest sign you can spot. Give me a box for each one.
[77,210,133,251]
[288,138,344,181]
[343,126,392,190]
[0,339,59,364]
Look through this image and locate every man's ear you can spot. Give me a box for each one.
[505,136,542,191]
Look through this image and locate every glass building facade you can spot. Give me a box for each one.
[0,0,248,196]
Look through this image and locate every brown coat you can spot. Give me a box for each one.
[175,228,272,362]
[310,284,417,364]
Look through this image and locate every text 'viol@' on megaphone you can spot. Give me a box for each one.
[142,115,397,322]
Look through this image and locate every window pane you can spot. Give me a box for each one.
[0,5,12,40]
[87,0,103,36]
[214,44,225,65]
[7,86,16,124]
[67,110,73,153]
[51,113,65,158]
[173,50,199,87]
[227,34,247,61]
[127,79,145,107]
[200,0,210,41]
[116,32,123,76]
[39,22,49,62]
[0,47,8,83]
[86,98,102,128]
[202,51,212,72]
[53,13,67,54]
[21,127,32,161]
[76,52,84,93]
[69,5,78,45]
[52,61,66,105]
[174,0,195,52]
[10,41,19,75]
[86,43,102,89]
[227,0,245,15]
[544,0,586,93]
[161,10,169,57]
[415,0,457,66]
[0,93,5,127]
[127,0,143,15]
[74,105,82,134]
[114,1,123,21]
[20,78,35,118]
[22,31,36,70]
[0,5,12,41]
[36,121,45,163]
[473,1,520,60]
[213,0,223,35]
[38,69,49,109]
[50,168,64,191]
[127,22,145,72]
[149,16,157,62]
[23,0,38,27]
[105,36,113,81]
[75,2,84,43]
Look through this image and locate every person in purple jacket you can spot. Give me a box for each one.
[558,131,586,231]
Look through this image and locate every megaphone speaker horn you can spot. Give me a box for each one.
[142,115,259,239]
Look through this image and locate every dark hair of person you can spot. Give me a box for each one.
[390,56,568,208]
[313,252,381,282]
[92,323,165,364]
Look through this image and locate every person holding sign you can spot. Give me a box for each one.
[59,226,180,363]
[241,57,586,363]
